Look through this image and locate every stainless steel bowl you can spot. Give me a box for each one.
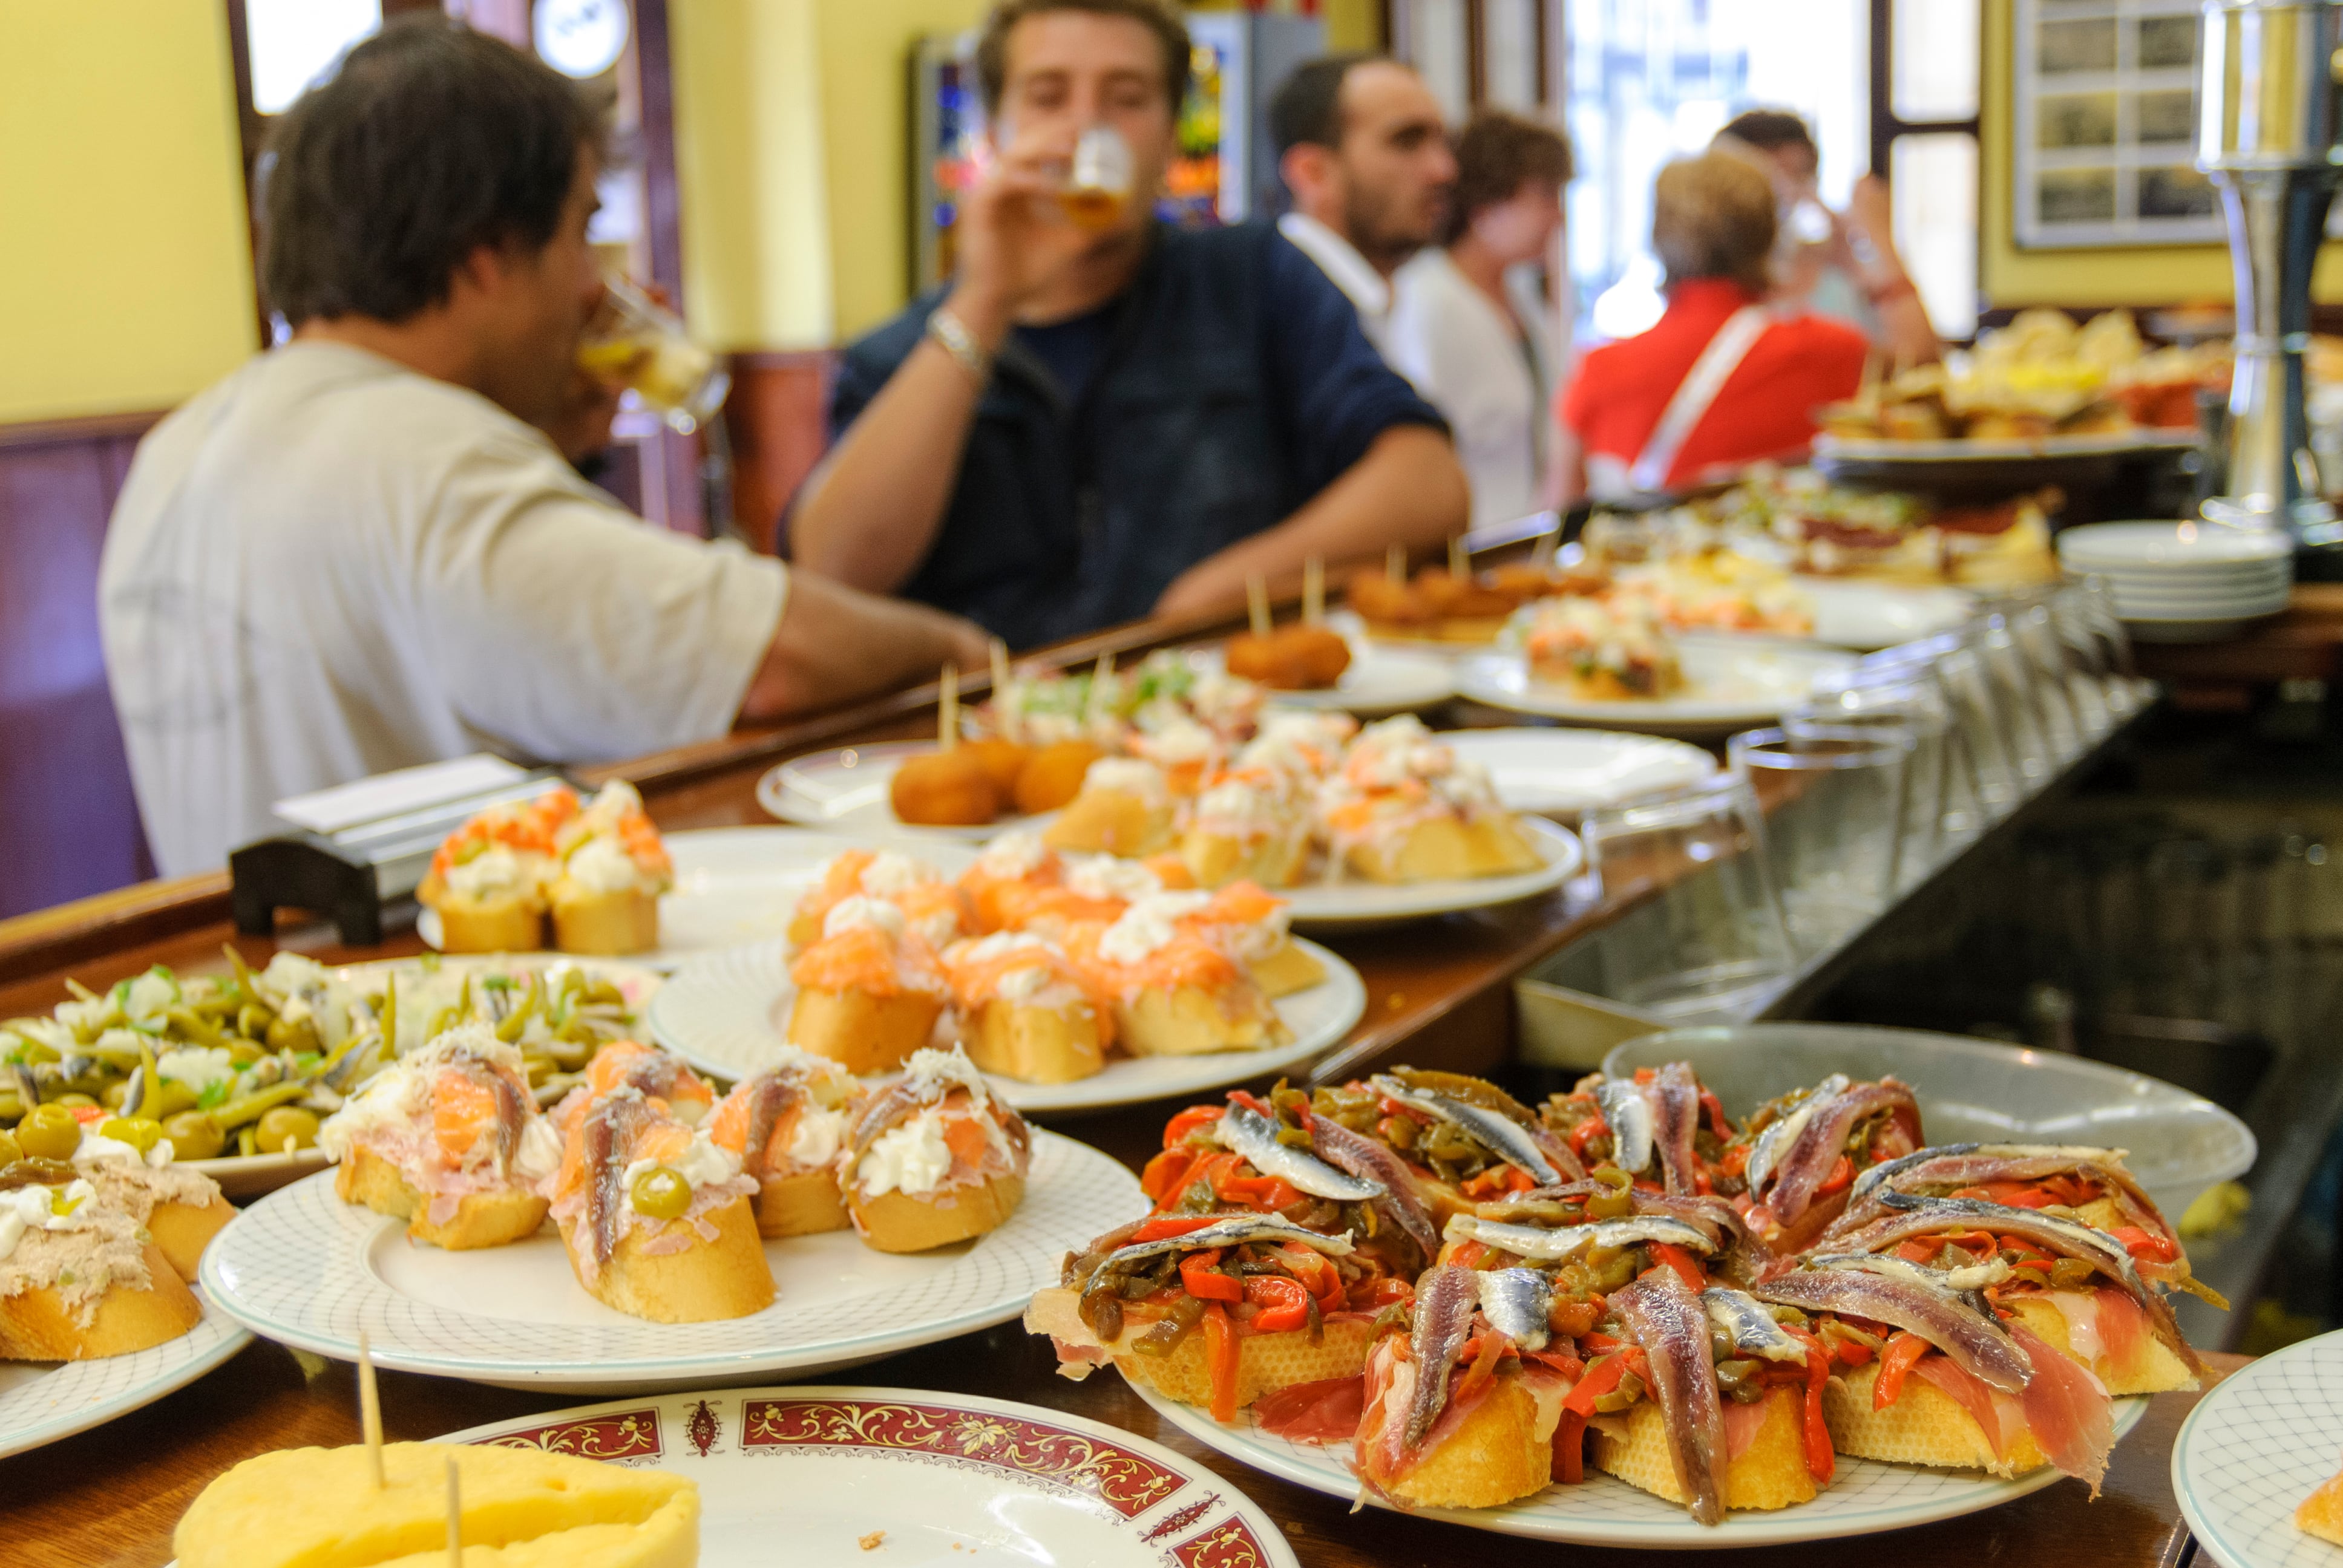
[1601,1022,2256,1221]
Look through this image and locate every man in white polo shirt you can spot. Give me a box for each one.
[1268,54,1458,359]
[100,19,986,876]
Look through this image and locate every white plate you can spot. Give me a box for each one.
[0,1290,250,1460]
[419,828,979,963]
[1440,728,1720,817]
[433,1384,1298,1568]
[1205,642,1455,716]
[1819,430,2200,462]
[1455,636,1856,736]
[649,939,1368,1116]
[1798,579,1976,651]
[759,743,1048,843]
[2174,1328,2343,1568]
[200,1132,1144,1393]
[2059,520,2296,569]
[1275,814,1584,933]
[1136,1378,2148,1548]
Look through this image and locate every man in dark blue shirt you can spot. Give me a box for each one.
[788,0,1468,650]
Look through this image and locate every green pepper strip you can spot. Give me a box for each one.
[378,976,396,1054]
[133,1037,163,1119]
[223,945,261,1011]
[208,1080,309,1130]
[165,1006,226,1050]
[496,974,542,1044]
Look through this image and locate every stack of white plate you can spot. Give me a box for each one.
[2056,520,2294,642]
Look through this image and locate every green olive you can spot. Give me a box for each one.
[52,1091,99,1110]
[16,1103,84,1161]
[99,1116,165,1154]
[254,1106,320,1153]
[101,1080,133,1111]
[0,1129,21,1167]
[160,1111,226,1161]
[629,1165,691,1220]
[266,1015,321,1055]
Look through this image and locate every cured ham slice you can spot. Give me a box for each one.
[1256,1375,1367,1445]
[2008,1323,2114,1495]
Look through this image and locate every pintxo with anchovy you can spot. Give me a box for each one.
[1299,1067,1583,1221]
[1718,1074,1924,1252]
[1541,1065,1735,1197]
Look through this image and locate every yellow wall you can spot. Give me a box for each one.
[1981,0,2343,307]
[0,4,258,423]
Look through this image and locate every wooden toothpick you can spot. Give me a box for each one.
[1386,542,1405,584]
[357,1331,385,1490]
[938,665,960,753]
[1303,557,1325,626]
[988,637,1011,699]
[445,1453,462,1567]
[1245,574,1271,638]
[1448,534,1468,578]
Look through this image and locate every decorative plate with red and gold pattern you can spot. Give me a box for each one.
[436,1384,1299,1567]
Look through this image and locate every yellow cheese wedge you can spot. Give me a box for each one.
[173,1441,698,1568]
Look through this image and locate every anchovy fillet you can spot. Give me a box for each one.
[1648,1062,1703,1197]
[1593,1077,1655,1174]
[1802,1249,2011,1301]
[580,1088,655,1270]
[1702,1288,1807,1364]
[1404,1266,1482,1447]
[1744,1074,1848,1199]
[1372,1074,1571,1185]
[1444,1212,1715,1263]
[1766,1079,1919,1225]
[1308,1114,1440,1260]
[1850,1142,2126,1203]
[1611,1270,1729,1526]
[1477,1268,1555,1351]
[1752,1261,2033,1392]
[1214,1103,1383,1201]
[1840,1143,2169,1241]
[736,1072,805,1181]
[1096,1214,1356,1272]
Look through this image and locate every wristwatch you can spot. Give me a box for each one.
[926,306,993,385]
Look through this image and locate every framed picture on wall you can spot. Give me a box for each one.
[2011,0,2220,247]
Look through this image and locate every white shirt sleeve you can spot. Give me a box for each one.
[405,426,787,764]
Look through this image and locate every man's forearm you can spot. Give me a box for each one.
[788,290,1006,593]
[1152,425,1467,621]
[738,569,991,722]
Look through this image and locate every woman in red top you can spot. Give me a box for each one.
[1553,150,1869,501]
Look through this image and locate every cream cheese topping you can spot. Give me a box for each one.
[1080,757,1169,804]
[853,1109,956,1198]
[785,1106,850,1169]
[446,842,535,900]
[1098,904,1180,966]
[1063,854,1162,904]
[975,829,1052,880]
[72,1131,176,1171]
[621,1132,742,1195]
[562,834,643,893]
[513,1117,563,1184]
[0,1179,97,1263]
[823,895,907,941]
[860,851,940,897]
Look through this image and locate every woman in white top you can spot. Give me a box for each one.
[1387,111,1572,530]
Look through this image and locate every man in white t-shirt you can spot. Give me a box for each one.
[100,20,986,877]
[1267,55,1457,359]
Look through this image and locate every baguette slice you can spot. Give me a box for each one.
[963,996,1106,1084]
[556,1195,773,1323]
[146,1195,238,1281]
[1380,1375,1561,1509]
[1044,790,1176,857]
[335,1145,550,1250]
[1116,987,1291,1057]
[787,986,945,1076]
[1592,1386,1819,1512]
[1821,1361,2050,1478]
[424,886,545,953]
[849,1171,1024,1254]
[2001,1293,2197,1396]
[0,1240,202,1360]
[1025,1286,1373,1411]
[1181,829,1309,891]
[750,1167,849,1239]
[2299,1467,2343,1546]
[1343,814,1544,883]
[1247,939,1326,998]
[550,881,660,956]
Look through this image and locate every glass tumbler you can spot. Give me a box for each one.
[1858,637,2021,825]
[1577,777,1796,1024]
[578,273,732,434]
[1729,726,1912,956]
[1784,693,1952,887]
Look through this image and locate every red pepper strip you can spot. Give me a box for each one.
[1162,1105,1224,1148]
[1632,1067,1656,1085]
[1719,1141,1751,1178]
[1204,1304,1240,1423]
[2111,1225,2181,1264]
[1462,1165,1537,1198]
[1133,1214,1226,1242]
[1453,1331,1505,1406]
[1181,1250,1245,1303]
[1244,1275,1312,1332]
[1523,1347,1587,1380]
[1140,1148,1196,1206]
[1832,1336,1875,1367]
[1568,1114,1610,1159]
[1801,1345,1835,1483]
[1873,1331,1930,1410]
[1699,1088,1732,1142]
[1377,1096,1433,1124]
[1216,1168,1305,1211]
[1577,1331,1627,1353]
[1277,1243,1345,1308]
[1555,1348,1639,1485]
[1648,1243,1706,1292]
[1815,1154,1855,1197]
[1227,1089,1276,1119]
[1355,1273,1414,1309]
[1444,1240,1492,1270]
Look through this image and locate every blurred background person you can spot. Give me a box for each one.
[1553,149,1868,501]
[1386,109,1571,529]
[1714,109,1940,369]
[790,1,1464,647]
[1269,54,1458,358]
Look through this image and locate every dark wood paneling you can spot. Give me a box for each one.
[0,413,163,919]
[726,350,836,555]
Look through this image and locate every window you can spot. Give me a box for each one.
[243,0,380,115]
[1875,0,1981,336]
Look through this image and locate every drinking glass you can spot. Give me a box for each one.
[1730,726,1912,956]
[2046,584,2116,740]
[1577,778,1795,1023]
[1973,612,2059,785]
[578,273,731,434]
[1785,690,1955,887]
[1860,636,2022,823]
[1060,125,1135,230]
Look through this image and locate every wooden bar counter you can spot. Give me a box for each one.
[0,610,2223,1567]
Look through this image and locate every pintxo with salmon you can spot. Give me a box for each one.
[704,1047,863,1238]
[841,1047,1031,1253]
